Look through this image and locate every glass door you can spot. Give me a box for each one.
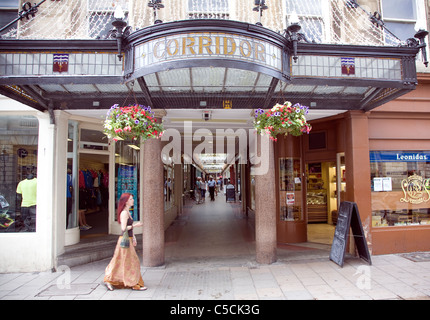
[67,120,79,229]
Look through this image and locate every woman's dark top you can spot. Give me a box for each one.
[124,215,133,237]
[127,216,133,237]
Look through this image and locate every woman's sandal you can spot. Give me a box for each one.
[132,286,147,291]
[105,282,114,291]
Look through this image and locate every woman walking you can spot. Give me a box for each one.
[104,193,147,291]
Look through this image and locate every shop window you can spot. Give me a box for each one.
[0,115,39,233]
[370,151,430,227]
[115,139,140,221]
[280,158,303,221]
[67,121,79,229]
[306,162,327,222]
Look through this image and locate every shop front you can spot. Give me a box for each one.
[368,77,430,254]
[0,108,56,272]
[272,74,430,255]
[0,17,425,271]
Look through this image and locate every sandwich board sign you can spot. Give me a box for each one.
[329,201,372,267]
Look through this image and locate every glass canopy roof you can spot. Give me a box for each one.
[0,19,419,115]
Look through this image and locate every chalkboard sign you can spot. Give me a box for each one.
[330,201,371,267]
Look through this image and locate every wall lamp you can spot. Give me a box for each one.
[110,6,131,61]
[413,29,429,67]
[148,0,164,24]
[253,0,268,26]
[285,12,302,63]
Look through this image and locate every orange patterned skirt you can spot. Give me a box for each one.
[104,236,145,290]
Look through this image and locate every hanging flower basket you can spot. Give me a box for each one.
[253,101,312,141]
[103,104,164,142]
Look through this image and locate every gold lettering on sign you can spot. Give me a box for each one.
[255,43,265,62]
[146,33,280,70]
[199,36,213,55]
[400,174,430,204]
[153,41,165,59]
[182,37,196,55]
[215,36,221,54]
[223,37,236,55]
[239,40,251,58]
[166,39,179,56]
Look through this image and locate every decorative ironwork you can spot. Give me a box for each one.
[284,12,311,63]
[412,29,429,67]
[148,0,164,24]
[347,0,428,67]
[346,0,402,43]
[109,6,131,61]
[252,0,268,26]
[0,0,46,35]
[285,21,301,63]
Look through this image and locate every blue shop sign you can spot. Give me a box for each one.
[370,151,430,162]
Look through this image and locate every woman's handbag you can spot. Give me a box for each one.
[120,229,130,248]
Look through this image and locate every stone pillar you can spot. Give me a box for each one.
[142,137,165,267]
[255,138,277,264]
[344,110,372,253]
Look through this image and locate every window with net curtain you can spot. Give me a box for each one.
[381,0,417,45]
[285,0,324,43]
[88,0,129,39]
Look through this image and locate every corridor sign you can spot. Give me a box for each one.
[134,32,283,73]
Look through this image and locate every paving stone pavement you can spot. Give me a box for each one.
[1,195,430,302]
[1,245,430,301]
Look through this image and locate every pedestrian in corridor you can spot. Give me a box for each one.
[104,193,146,291]
[200,178,207,202]
[195,177,202,204]
[207,176,216,201]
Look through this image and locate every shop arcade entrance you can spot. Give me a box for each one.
[0,18,421,267]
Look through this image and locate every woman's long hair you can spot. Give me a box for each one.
[117,193,132,224]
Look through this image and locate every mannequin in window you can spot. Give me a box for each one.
[16,167,37,232]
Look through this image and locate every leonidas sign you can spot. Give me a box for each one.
[134,32,283,73]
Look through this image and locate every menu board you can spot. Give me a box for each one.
[330,201,371,267]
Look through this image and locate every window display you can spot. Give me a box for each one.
[279,158,302,221]
[370,151,430,227]
[0,115,39,232]
[115,139,140,221]
[306,162,327,223]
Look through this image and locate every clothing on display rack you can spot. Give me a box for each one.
[78,169,109,211]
